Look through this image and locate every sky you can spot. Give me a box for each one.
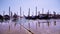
[0,0,60,16]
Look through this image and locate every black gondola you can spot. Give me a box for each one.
[24,16,31,20]
[24,15,38,20]
[3,15,10,20]
[38,14,51,19]
[25,14,51,20]
[0,15,3,22]
[12,13,18,21]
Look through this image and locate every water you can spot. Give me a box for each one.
[0,18,60,34]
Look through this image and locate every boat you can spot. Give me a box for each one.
[3,15,10,20]
[12,13,18,21]
[0,15,3,22]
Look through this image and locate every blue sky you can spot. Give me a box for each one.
[0,0,60,16]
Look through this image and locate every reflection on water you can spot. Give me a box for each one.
[38,21,40,27]
[47,21,50,27]
[0,18,60,34]
[54,21,56,26]
[9,25,10,32]
[28,23,30,30]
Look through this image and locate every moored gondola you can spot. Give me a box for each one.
[12,13,18,21]
[3,15,10,20]
[0,15,3,22]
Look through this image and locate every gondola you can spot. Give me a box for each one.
[3,15,10,20]
[12,14,18,21]
[0,15,3,22]
[38,14,51,19]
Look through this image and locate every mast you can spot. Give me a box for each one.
[11,11,13,18]
[36,6,37,16]
[38,11,40,15]
[20,7,21,17]
[28,8,30,16]
[42,8,44,14]
[32,12,34,16]
[23,11,24,17]
[47,10,49,14]
[53,11,56,16]
[3,11,5,16]
[9,6,10,16]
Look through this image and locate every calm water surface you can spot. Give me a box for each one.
[0,18,60,34]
